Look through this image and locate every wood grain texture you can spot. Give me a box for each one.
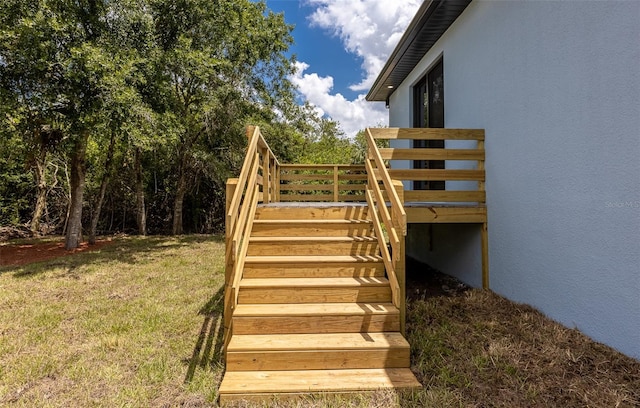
[254,206,369,220]
[403,190,485,203]
[237,277,391,304]
[251,219,374,237]
[226,333,410,371]
[219,368,422,397]
[247,237,379,256]
[379,147,484,160]
[369,127,484,140]
[405,206,487,223]
[232,302,400,334]
[228,332,409,351]
[388,169,485,181]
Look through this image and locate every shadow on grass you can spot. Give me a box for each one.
[184,285,225,384]
[2,234,224,278]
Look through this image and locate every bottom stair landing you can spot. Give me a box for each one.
[220,368,420,403]
[219,203,420,404]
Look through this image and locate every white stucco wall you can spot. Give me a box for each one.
[388,0,640,358]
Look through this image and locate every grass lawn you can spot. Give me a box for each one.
[1,236,225,407]
[1,236,638,407]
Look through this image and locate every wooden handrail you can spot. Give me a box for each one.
[365,189,401,307]
[365,128,407,235]
[363,128,406,320]
[223,126,279,351]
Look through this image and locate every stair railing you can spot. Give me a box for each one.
[363,128,407,316]
[224,126,279,349]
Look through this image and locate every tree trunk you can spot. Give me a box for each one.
[89,132,116,244]
[172,130,201,235]
[172,169,186,235]
[65,132,89,250]
[30,147,48,234]
[135,147,146,236]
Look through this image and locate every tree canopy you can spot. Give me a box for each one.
[0,0,366,244]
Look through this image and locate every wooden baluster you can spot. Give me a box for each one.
[273,163,282,202]
[262,148,269,204]
[333,165,339,202]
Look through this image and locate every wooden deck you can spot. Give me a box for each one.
[369,127,489,288]
[219,126,487,404]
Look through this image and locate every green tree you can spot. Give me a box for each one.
[144,0,296,234]
[1,0,158,247]
[299,118,355,164]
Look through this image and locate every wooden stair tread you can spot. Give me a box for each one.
[253,219,372,224]
[249,236,377,243]
[234,302,398,317]
[254,205,369,220]
[241,277,389,288]
[245,255,383,263]
[227,332,408,351]
[232,303,400,334]
[218,368,421,395]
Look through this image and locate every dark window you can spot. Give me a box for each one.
[413,58,445,190]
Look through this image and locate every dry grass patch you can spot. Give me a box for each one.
[407,289,640,407]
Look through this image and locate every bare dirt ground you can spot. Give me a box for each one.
[0,238,113,267]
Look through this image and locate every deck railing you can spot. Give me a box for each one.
[364,128,407,331]
[278,164,367,202]
[367,127,488,289]
[369,127,486,205]
[224,126,279,348]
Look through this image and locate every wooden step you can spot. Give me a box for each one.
[218,368,422,404]
[238,277,391,304]
[251,219,374,237]
[232,303,400,334]
[247,236,379,256]
[255,205,369,220]
[226,332,410,371]
[243,255,385,278]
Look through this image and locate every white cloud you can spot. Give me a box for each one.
[290,0,421,137]
[307,0,422,91]
[290,61,387,137]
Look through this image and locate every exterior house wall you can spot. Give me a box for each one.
[388,0,640,358]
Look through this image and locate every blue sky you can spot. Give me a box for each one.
[263,0,422,136]
[265,1,362,101]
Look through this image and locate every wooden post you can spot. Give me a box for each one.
[225,178,239,286]
[274,163,280,202]
[245,125,255,140]
[481,222,489,289]
[392,179,406,334]
[398,237,406,335]
[477,138,489,289]
[333,166,339,202]
[223,178,239,349]
[269,157,276,203]
[262,148,270,204]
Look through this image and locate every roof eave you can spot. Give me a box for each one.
[366,0,472,102]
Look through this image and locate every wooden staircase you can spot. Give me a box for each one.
[218,204,420,403]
